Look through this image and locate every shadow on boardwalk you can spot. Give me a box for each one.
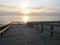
[0,24,60,45]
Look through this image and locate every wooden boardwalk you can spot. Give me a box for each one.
[0,24,60,45]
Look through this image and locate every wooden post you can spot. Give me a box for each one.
[51,26,53,37]
[36,24,38,30]
[1,33,3,37]
[41,24,43,32]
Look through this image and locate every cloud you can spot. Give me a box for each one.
[26,7,60,14]
[0,4,17,8]
[26,7,60,16]
[0,4,18,12]
[0,4,60,16]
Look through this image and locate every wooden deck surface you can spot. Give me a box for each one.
[0,24,60,45]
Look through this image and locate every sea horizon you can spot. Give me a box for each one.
[0,12,60,23]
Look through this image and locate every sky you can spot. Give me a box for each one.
[0,0,60,12]
[0,0,60,22]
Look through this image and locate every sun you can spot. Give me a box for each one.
[23,16,29,23]
[22,9,29,14]
[18,1,30,14]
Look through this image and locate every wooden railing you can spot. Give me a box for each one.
[27,22,60,37]
[0,23,12,37]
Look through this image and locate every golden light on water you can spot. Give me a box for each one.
[19,0,29,23]
[23,16,29,23]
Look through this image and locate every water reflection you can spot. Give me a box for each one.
[0,16,60,24]
[23,15,29,23]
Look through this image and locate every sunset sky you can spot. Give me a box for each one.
[0,0,60,22]
[0,0,60,13]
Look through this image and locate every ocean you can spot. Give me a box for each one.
[0,12,60,24]
[0,15,60,22]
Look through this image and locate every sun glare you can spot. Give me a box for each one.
[22,9,29,14]
[19,1,30,14]
[23,16,29,23]
[19,1,29,23]
[21,1,28,8]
